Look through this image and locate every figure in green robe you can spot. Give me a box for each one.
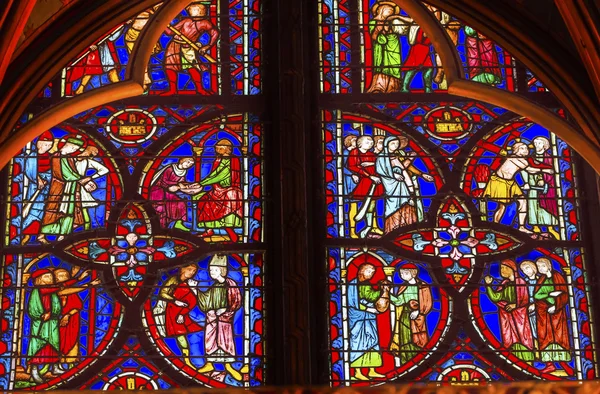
[26,269,64,384]
[389,264,432,364]
[366,3,403,93]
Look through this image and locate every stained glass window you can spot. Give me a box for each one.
[1,0,599,390]
[0,1,264,389]
[320,0,599,386]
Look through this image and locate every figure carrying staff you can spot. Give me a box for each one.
[163,2,219,95]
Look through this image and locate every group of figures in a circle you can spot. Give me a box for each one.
[1,253,263,389]
[330,248,590,384]
[333,115,574,242]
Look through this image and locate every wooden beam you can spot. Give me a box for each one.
[0,0,38,85]
[555,0,600,101]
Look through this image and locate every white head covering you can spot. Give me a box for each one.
[209,255,228,267]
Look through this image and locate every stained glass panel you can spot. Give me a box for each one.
[320,1,598,384]
[0,254,123,389]
[318,0,551,95]
[1,111,266,388]
[4,128,123,246]
[323,109,444,239]
[143,253,265,387]
[1,0,267,389]
[461,120,581,241]
[328,247,452,385]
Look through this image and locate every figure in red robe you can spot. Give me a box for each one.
[347,136,384,238]
[534,257,571,373]
[150,157,195,227]
[464,26,502,85]
[181,139,243,242]
[163,3,220,95]
[484,259,535,361]
[157,264,203,369]
[54,268,101,368]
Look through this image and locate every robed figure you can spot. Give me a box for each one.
[533,258,571,373]
[366,2,403,93]
[389,264,432,364]
[464,26,502,86]
[10,131,53,245]
[26,269,63,384]
[348,263,388,381]
[150,157,195,227]
[524,137,559,239]
[196,255,245,381]
[39,137,88,243]
[484,260,535,361]
[189,139,243,242]
[55,268,100,367]
[376,136,415,233]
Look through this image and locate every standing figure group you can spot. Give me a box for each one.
[11,133,109,245]
[485,257,571,373]
[367,2,435,93]
[348,262,432,380]
[344,134,434,238]
[366,1,502,94]
[24,267,100,384]
[481,137,559,239]
[154,256,248,382]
